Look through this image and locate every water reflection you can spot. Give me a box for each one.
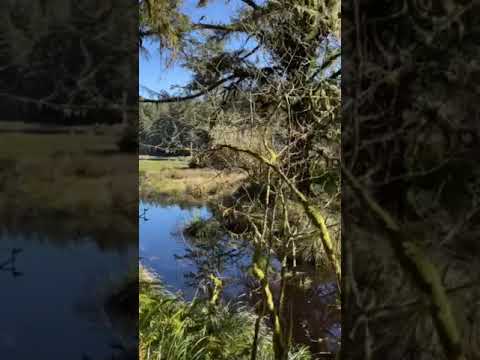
[140,200,257,300]
[245,269,340,355]
[139,199,340,356]
[177,224,253,301]
[139,200,211,299]
[2,217,136,253]
[0,247,22,277]
[0,229,136,360]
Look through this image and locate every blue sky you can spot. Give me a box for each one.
[139,0,339,97]
[139,0,246,97]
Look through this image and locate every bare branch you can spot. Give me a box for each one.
[140,74,236,103]
[240,0,259,10]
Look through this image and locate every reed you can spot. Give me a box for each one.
[139,267,312,360]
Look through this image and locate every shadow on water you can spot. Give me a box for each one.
[140,199,340,356]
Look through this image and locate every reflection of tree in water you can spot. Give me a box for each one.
[289,279,340,355]
[245,267,340,357]
[2,220,135,253]
[0,248,23,277]
[82,345,137,360]
[175,223,341,356]
[80,258,138,360]
[174,228,251,299]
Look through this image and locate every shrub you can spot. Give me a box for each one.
[188,148,245,170]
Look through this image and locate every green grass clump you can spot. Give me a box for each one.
[183,217,223,240]
[140,269,312,360]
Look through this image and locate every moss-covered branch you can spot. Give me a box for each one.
[214,144,341,290]
[342,165,464,360]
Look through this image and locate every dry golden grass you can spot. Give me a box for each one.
[139,158,246,204]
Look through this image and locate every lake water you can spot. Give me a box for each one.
[139,200,210,298]
[139,200,254,300]
[139,199,341,355]
[0,229,136,360]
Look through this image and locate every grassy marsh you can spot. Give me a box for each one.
[139,158,245,205]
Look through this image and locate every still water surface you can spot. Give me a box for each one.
[139,199,341,354]
[0,229,136,360]
[139,200,253,300]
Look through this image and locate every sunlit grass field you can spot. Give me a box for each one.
[139,158,245,205]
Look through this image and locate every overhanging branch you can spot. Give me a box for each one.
[212,144,341,290]
[192,22,241,32]
[240,0,259,10]
[140,74,236,103]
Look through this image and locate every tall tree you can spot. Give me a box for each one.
[140,0,340,193]
[140,2,342,358]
